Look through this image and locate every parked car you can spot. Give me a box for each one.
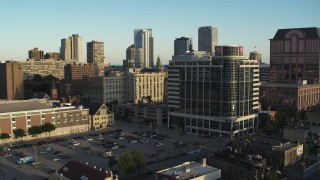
[129,140,137,144]
[52,158,61,162]
[155,143,163,147]
[111,146,119,150]
[187,150,194,154]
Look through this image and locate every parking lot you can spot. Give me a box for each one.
[0,121,227,180]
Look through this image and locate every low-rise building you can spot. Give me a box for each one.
[81,103,114,130]
[283,159,320,180]
[155,159,221,180]
[232,135,303,167]
[54,160,113,180]
[113,103,167,127]
[0,99,90,142]
[260,81,320,111]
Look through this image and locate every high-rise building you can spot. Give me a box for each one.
[28,48,44,60]
[198,26,218,55]
[87,71,125,104]
[71,34,83,63]
[134,29,153,68]
[260,27,320,111]
[270,27,320,84]
[135,48,144,68]
[125,68,165,104]
[0,61,24,100]
[174,37,193,56]
[60,34,83,63]
[156,55,162,71]
[249,51,262,65]
[168,46,259,139]
[126,44,136,60]
[87,41,105,76]
[60,38,72,60]
[44,52,60,61]
[64,63,95,94]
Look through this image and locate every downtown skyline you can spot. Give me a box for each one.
[0,0,319,65]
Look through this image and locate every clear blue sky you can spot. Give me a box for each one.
[0,0,319,65]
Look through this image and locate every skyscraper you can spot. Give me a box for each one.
[198,26,218,55]
[28,48,44,60]
[174,37,193,56]
[126,44,136,60]
[87,41,105,76]
[249,51,262,65]
[134,29,153,68]
[71,34,83,63]
[168,46,259,139]
[60,38,72,60]
[60,34,83,62]
[0,61,24,100]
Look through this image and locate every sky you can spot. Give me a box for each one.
[0,0,319,65]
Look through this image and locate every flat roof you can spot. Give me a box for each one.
[0,101,52,113]
[261,82,320,89]
[157,161,220,179]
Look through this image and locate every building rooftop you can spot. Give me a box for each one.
[235,135,290,151]
[273,142,302,152]
[0,101,52,113]
[261,82,320,88]
[156,161,220,180]
[272,27,320,39]
[284,159,319,172]
[56,160,112,180]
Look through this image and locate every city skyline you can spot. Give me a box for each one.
[0,0,319,65]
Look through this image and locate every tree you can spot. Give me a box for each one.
[0,133,10,143]
[13,129,26,142]
[28,126,43,138]
[131,150,146,173]
[118,150,146,174]
[119,150,135,174]
[41,123,56,138]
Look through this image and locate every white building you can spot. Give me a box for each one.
[156,159,221,180]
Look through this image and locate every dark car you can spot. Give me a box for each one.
[115,129,123,132]
[53,151,61,155]
[83,147,90,150]
[14,152,24,156]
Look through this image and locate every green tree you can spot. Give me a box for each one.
[119,150,135,174]
[13,129,27,142]
[118,150,146,174]
[41,123,56,138]
[131,150,146,173]
[28,126,43,138]
[0,133,11,143]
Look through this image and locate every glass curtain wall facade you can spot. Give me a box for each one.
[168,46,260,139]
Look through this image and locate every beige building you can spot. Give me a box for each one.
[125,68,165,104]
[83,103,114,130]
[20,59,71,80]
[0,61,24,100]
[60,34,83,63]
[87,71,125,104]
[0,99,90,142]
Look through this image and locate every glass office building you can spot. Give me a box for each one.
[167,46,260,139]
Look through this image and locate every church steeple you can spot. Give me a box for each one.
[51,79,58,100]
[156,55,162,71]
